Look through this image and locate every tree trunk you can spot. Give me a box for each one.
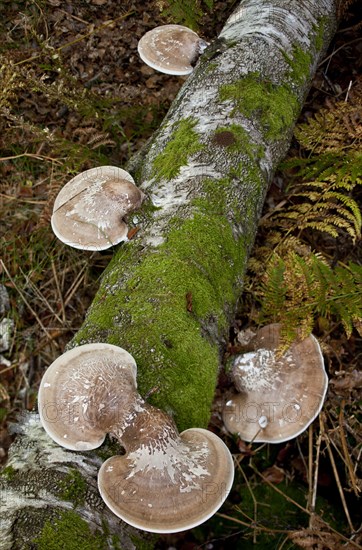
[0,1,337,547]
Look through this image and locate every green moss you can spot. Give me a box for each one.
[313,17,328,52]
[219,74,299,140]
[152,117,204,181]
[0,465,16,480]
[33,510,110,550]
[89,213,243,428]
[72,165,263,429]
[59,469,87,508]
[283,44,312,86]
[130,533,157,550]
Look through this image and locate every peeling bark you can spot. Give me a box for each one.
[1,1,337,547]
[0,413,147,549]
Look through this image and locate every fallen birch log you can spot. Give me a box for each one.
[0,1,338,547]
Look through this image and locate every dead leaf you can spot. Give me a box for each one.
[330,370,362,390]
[261,465,285,484]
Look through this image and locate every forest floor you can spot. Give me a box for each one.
[0,1,361,549]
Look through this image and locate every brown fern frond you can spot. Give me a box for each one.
[72,126,115,149]
[296,78,362,154]
[289,529,345,550]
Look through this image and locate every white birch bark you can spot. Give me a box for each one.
[0,1,337,547]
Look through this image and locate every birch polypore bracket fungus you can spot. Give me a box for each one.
[223,324,328,443]
[51,166,144,250]
[38,343,234,533]
[138,24,208,75]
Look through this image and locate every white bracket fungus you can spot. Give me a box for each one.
[38,343,234,533]
[138,24,208,75]
[51,166,144,251]
[223,324,328,443]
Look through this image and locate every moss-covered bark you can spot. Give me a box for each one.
[71,0,337,431]
[1,1,338,547]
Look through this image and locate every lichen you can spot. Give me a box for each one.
[33,510,111,550]
[152,117,204,181]
[219,74,299,140]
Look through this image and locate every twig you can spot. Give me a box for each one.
[339,402,360,497]
[320,414,355,533]
[318,37,362,68]
[0,193,47,204]
[0,152,62,164]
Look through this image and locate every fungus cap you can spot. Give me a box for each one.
[98,426,234,533]
[51,166,144,250]
[223,324,328,443]
[38,343,138,450]
[138,24,207,75]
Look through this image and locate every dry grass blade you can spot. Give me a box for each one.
[310,425,322,517]
[0,383,10,402]
[19,267,64,326]
[338,402,361,498]
[50,259,66,323]
[0,152,63,164]
[235,457,259,543]
[1,260,51,338]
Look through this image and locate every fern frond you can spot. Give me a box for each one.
[261,253,285,302]
[257,250,362,345]
[267,170,361,244]
[295,86,362,154]
[249,78,362,344]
